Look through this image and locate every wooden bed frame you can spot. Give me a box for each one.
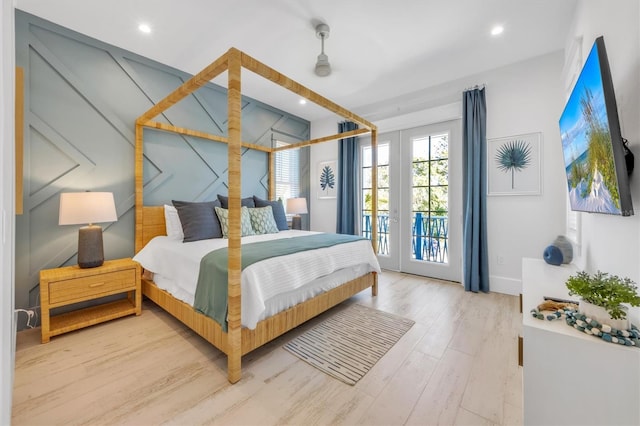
[134,48,379,383]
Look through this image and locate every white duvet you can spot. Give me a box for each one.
[133,230,380,329]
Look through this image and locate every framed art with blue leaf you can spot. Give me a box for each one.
[487,132,542,196]
[318,160,337,199]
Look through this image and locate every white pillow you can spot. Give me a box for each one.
[164,204,184,240]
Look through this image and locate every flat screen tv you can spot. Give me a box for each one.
[559,36,633,216]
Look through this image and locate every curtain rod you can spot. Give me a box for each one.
[464,83,486,91]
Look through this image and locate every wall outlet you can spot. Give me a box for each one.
[497,255,505,265]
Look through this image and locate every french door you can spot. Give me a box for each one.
[361,120,461,282]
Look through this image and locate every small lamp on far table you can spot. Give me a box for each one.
[286,197,308,230]
[59,192,118,268]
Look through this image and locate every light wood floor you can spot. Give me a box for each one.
[12,271,523,425]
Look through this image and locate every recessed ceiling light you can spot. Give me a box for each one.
[299,99,307,105]
[138,23,152,34]
[491,25,504,36]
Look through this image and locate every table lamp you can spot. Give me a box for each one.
[286,197,308,230]
[59,192,117,268]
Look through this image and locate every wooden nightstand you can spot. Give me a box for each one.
[39,258,141,343]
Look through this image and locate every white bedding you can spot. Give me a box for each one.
[133,230,381,329]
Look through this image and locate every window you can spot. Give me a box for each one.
[275,141,300,201]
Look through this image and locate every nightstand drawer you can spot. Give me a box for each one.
[49,269,136,305]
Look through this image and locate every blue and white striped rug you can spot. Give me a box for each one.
[284,304,415,385]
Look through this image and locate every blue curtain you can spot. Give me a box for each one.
[336,121,359,235]
[463,88,489,293]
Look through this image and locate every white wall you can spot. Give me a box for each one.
[311,51,568,295]
[566,0,640,323]
[1,0,16,423]
[309,117,339,233]
[485,52,568,294]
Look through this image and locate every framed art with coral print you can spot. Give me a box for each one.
[318,160,337,199]
[487,132,542,196]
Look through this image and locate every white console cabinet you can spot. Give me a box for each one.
[522,258,640,426]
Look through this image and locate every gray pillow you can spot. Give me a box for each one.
[253,196,288,231]
[217,194,256,209]
[172,199,222,242]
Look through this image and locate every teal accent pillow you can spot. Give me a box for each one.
[253,196,288,231]
[248,206,279,235]
[214,206,255,238]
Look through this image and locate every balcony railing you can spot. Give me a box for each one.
[362,212,448,263]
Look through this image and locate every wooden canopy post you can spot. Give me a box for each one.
[134,122,144,253]
[227,48,243,384]
[271,128,370,152]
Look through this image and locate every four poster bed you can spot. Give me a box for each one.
[133,48,379,383]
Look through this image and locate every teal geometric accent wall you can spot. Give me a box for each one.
[14,10,310,328]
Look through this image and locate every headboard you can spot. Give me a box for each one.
[137,206,166,251]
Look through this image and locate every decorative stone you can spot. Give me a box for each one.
[559,307,635,352]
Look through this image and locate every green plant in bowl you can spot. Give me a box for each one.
[566,271,640,320]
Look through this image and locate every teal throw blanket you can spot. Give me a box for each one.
[193,233,365,331]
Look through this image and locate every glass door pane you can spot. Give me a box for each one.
[411,133,449,264]
[400,121,461,282]
[362,143,390,256]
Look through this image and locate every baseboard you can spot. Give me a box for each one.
[490,275,521,296]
